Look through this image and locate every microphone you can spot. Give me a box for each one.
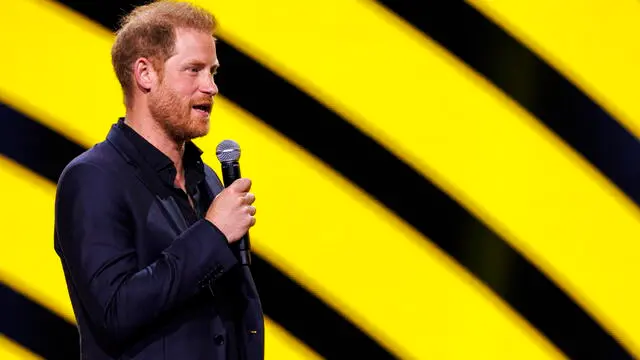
[215,139,251,266]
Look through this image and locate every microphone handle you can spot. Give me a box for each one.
[221,161,251,266]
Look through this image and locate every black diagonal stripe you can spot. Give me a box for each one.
[376,1,640,208]
[0,100,396,359]
[0,282,79,360]
[0,105,85,183]
[372,1,634,358]
[52,1,631,359]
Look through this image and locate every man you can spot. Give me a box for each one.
[53,1,264,359]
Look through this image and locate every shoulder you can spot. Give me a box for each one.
[202,162,218,178]
[57,141,126,194]
[202,162,224,189]
[55,141,134,223]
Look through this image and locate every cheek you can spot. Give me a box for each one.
[160,73,190,93]
[171,76,198,94]
[165,85,192,109]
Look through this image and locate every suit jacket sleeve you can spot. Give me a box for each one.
[54,161,238,345]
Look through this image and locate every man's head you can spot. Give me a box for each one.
[111,1,219,142]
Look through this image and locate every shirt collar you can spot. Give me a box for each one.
[116,118,205,189]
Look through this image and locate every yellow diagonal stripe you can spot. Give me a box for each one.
[0,1,120,148]
[0,156,317,360]
[0,0,562,358]
[0,335,43,360]
[467,0,640,139]
[264,320,321,360]
[205,101,563,359]
[0,157,70,321]
[199,0,640,356]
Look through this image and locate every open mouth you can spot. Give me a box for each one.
[192,103,212,115]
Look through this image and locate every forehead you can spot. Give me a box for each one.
[171,28,217,62]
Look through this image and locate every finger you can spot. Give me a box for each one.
[246,205,256,216]
[232,178,251,192]
[244,192,256,204]
[249,216,256,226]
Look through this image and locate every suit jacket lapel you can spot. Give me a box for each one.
[202,166,224,199]
[157,196,189,233]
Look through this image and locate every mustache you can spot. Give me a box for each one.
[190,98,213,106]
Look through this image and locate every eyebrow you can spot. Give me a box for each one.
[184,60,220,72]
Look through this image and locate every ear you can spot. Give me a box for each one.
[133,57,158,92]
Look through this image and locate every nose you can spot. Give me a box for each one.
[201,75,218,96]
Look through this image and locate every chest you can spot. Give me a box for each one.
[127,178,217,268]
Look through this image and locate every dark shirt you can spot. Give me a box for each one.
[117,118,243,359]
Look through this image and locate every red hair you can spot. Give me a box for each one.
[111,1,217,106]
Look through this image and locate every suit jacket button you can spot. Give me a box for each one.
[214,334,224,346]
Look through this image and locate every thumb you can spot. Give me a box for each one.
[231,178,251,192]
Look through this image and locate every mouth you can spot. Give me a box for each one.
[192,103,212,116]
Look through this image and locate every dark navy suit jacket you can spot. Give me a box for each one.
[54,121,264,359]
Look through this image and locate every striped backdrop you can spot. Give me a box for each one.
[1,1,640,359]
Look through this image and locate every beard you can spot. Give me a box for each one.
[148,82,211,143]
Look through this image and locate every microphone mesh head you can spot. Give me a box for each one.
[216,139,241,162]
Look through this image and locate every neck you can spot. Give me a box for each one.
[124,109,185,176]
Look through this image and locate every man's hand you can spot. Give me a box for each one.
[206,178,256,243]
